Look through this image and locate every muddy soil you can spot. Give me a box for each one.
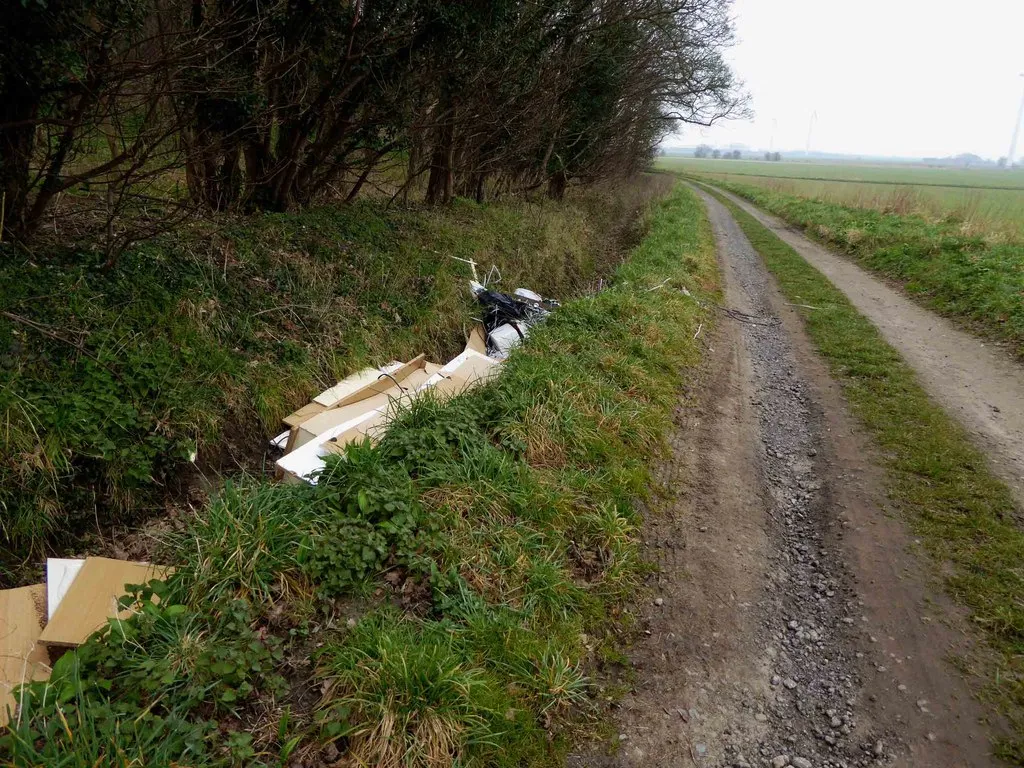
[569,189,1002,768]
[715,188,1024,508]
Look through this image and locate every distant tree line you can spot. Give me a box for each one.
[0,0,744,249]
[693,144,780,161]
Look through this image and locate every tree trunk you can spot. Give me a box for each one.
[0,90,38,240]
[426,88,455,205]
[547,169,567,201]
[403,139,420,204]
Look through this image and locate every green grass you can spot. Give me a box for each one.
[660,157,1024,238]
[0,177,667,579]
[2,183,719,767]
[660,157,1024,188]
[702,185,1024,763]
[692,179,1024,359]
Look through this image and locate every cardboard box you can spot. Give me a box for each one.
[0,585,49,727]
[38,558,171,648]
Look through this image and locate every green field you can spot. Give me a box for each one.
[670,163,1024,359]
[659,157,1024,237]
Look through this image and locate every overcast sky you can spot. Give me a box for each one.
[663,0,1024,160]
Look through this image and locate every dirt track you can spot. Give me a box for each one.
[714,187,1024,508]
[569,189,1001,767]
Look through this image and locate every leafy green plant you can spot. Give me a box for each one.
[3,594,283,765]
[2,183,719,767]
[301,518,390,596]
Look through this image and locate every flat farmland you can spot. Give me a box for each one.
[659,156,1024,237]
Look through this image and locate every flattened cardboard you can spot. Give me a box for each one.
[465,324,487,355]
[46,558,85,619]
[329,354,427,409]
[293,370,430,449]
[321,410,392,456]
[318,361,496,457]
[0,585,49,727]
[276,351,503,485]
[276,407,383,483]
[312,362,403,407]
[446,353,499,385]
[425,373,476,401]
[38,558,171,648]
[283,401,327,429]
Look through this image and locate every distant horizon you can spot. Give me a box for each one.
[659,145,1022,166]
[668,0,1024,163]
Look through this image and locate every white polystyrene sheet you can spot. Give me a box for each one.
[487,323,524,359]
[312,361,403,406]
[275,407,387,484]
[46,558,85,620]
[269,430,290,450]
[277,350,501,484]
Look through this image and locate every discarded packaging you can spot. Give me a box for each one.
[46,557,85,619]
[275,347,500,484]
[39,558,171,648]
[1,556,170,726]
[270,279,556,484]
[470,282,557,359]
[0,585,49,727]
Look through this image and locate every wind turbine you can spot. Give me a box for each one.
[1008,74,1024,167]
[805,111,818,156]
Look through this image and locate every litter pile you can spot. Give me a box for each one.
[1,557,171,726]
[0,279,557,727]
[271,281,557,484]
[471,282,558,360]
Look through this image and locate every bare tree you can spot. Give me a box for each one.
[0,0,222,254]
[2,0,747,240]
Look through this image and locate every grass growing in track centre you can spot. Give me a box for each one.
[702,185,1024,763]
[2,184,719,767]
[691,177,1024,359]
[659,157,1024,238]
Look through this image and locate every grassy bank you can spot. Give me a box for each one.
[0,176,669,579]
[703,186,1024,762]
[694,179,1024,358]
[2,184,718,766]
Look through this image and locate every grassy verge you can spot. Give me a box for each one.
[698,179,1024,359]
[0,176,669,579]
[2,184,719,767]
[703,185,1024,762]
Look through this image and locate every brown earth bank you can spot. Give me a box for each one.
[568,189,1002,767]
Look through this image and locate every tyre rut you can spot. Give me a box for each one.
[568,187,1000,768]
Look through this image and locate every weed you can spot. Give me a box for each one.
[3,183,717,766]
[316,612,508,768]
[167,481,324,605]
